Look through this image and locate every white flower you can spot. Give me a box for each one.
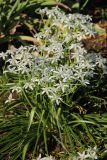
[35,154,55,160]
[23,82,35,90]
[5,93,15,104]
[54,81,68,93]
[74,146,98,160]
[77,151,89,159]
[49,94,62,105]
[0,52,7,60]
[11,86,22,93]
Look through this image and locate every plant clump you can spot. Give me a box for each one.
[0,7,107,160]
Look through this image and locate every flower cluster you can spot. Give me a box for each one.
[0,7,107,105]
[36,154,55,160]
[74,146,98,160]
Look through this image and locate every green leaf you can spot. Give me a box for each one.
[41,0,57,6]
[72,2,79,9]
[27,107,35,132]
[80,0,89,10]
[0,0,3,4]
[7,0,20,20]
[22,143,29,160]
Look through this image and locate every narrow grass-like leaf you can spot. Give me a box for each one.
[27,107,35,132]
[22,143,29,160]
